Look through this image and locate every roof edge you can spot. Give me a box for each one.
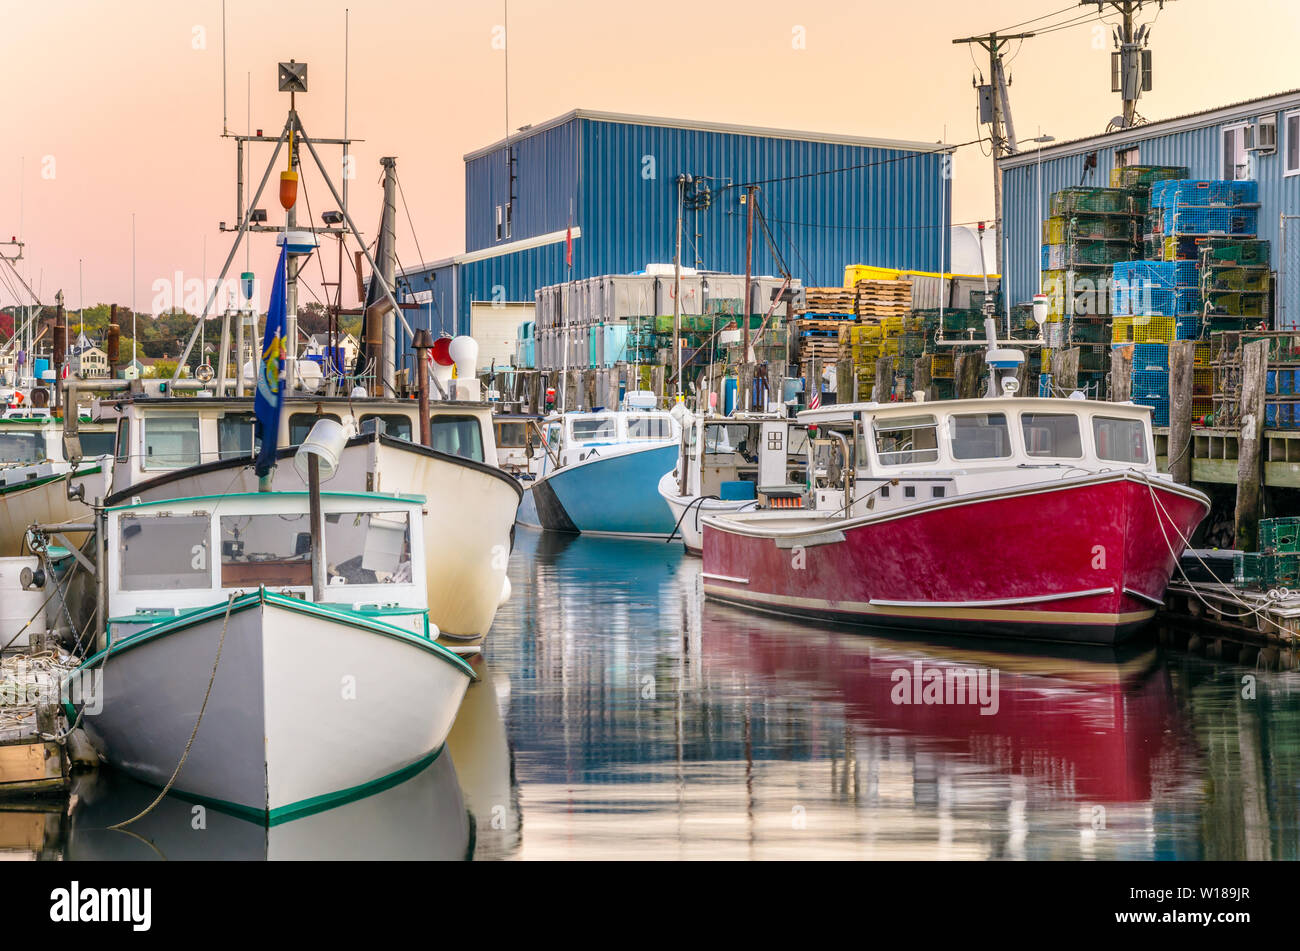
[464,108,949,162]
[998,88,1300,169]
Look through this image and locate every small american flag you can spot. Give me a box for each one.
[809,386,821,409]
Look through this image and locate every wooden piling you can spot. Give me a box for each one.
[1169,340,1196,486]
[1109,343,1133,402]
[955,351,984,400]
[836,358,853,405]
[1051,348,1080,394]
[871,356,893,403]
[912,356,931,401]
[1235,339,1269,550]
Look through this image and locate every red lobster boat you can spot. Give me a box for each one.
[701,394,1209,646]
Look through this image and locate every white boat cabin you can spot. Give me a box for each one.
[0,413,117,487]
[104,491,430,646]
[534,409,680,473]
[95,395,499,490]
[674,413,810,506]
[791,396,1160,517]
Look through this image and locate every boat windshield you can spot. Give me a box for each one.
[1093,416,1149,464]
[219,511,412,588]
[705,423,758,461]
[627,414,674,440]
[571,415,618,442]
[873,415,939,466]
[950,412,1013,460]
[0,431,45,465]
[118,514,212,591]
[1022,412,1084,459]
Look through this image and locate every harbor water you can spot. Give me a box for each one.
[7,529,1300,860]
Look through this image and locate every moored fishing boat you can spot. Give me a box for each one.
[0,410,116,556]
[702,312,1211,646]
[70,392,520,643]
[521,395,682,538]
[658,411,808,554]
[702,394,1210,645]
[61,481,476,825]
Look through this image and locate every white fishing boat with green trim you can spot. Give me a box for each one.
[63,486,476,826]
[0,411,116,556]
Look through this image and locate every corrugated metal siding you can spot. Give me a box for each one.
[576,118,947,286]
[1001,105,1300,319]
[465,121,579,252]
[407,114,951,356]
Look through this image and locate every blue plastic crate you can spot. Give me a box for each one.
[1132,343,1169,371]
[1133,395,1170,426]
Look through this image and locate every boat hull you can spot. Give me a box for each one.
[71,591,475,824]
[701,473,1210,646]
[108,436,520,640]
[0,463,109,556]
[657,470,757,555]
[531,443,679,537]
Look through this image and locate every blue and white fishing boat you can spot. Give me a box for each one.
[517,392,682,538]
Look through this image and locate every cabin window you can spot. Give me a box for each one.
[571,416,618,442]
[218,413,259,461]
[79,431,117,457]
[220,513,312,588]
[324,511,412,584]
[115,420,131,463]
[360,414,414,441]
[1021,412,1083,458]
[429,415,484,462]
[873,415,939,466]
[0,432,46,464]
[704,423,757,458]
[495,421,527,448]
[289,413,342,446]
[144,415,201,469]
[628,415,674,441]
[949,412,1012,460]
[119,514,211,591]
[1093,416,1149,464]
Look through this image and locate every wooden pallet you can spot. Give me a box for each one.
[804,288,858,312]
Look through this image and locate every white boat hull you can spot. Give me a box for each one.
[657,470,758,555]
[72,591,475,824]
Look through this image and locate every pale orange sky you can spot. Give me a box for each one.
[2,0,1300,315]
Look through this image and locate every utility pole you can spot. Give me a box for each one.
[953,31,1033,273]
[741,186,756,410]
[1080,2,1174,130]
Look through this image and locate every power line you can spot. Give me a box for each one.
[722,138,980,192]
[996,3,1081,32]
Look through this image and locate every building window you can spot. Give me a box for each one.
[504,201,513,239]
[495,205,504,241]
[1286,112,1300,177]
[1223,125,1250,181]
[1117,146,1139,168]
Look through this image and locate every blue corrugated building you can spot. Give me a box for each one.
[1000,89,1300,326]
[395,109,950,372]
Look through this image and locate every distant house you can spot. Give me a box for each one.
[69,340,109,379]
[304,332,359,374]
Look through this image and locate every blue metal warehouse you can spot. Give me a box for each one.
[1000,89,1300,327]
[394,109,951,372]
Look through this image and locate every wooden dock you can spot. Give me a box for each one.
[0,650,71,800]
[1158,579,1300,670]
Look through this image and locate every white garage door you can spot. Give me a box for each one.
[470,301,534,370]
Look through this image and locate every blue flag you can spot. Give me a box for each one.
[254,245,289,477]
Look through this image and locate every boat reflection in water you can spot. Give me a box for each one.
[490,531,1222,859]
[64,749,472,861]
